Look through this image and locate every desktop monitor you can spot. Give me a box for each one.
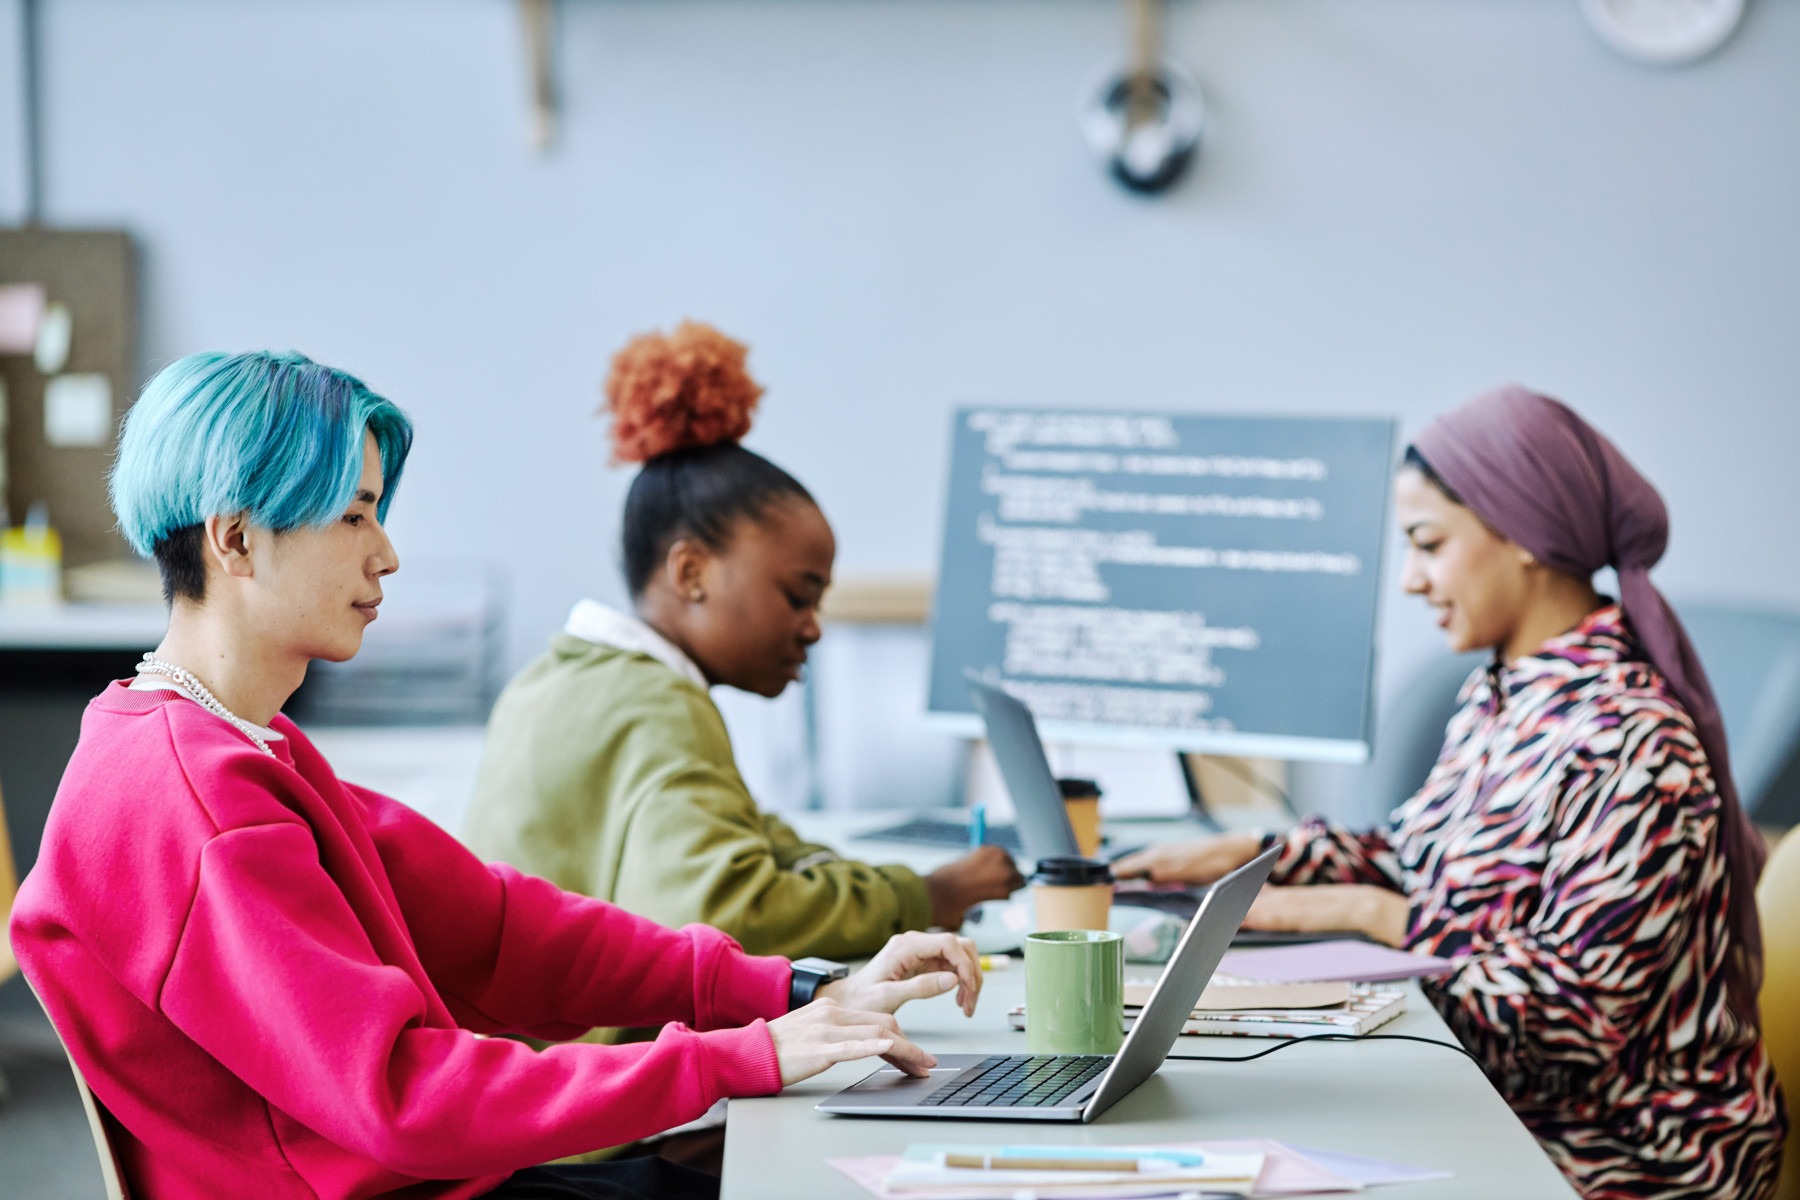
[928,407,1396,764]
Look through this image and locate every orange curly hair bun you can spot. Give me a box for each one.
[604,321,765,463]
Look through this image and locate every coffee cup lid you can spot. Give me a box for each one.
[1030,856,1114,886]
[1056,777,1102,799]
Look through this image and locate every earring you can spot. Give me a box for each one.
[689,589,705,603]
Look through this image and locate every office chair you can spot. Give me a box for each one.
[1678,601,1800,826]
[22,977,133,1199]
[1357,650,1484,819]
[1362,601,1800,824]
[1,778,17,1109]
[12,783,132,1199]
[2,778,18,989]
[1758,826,1800,1200]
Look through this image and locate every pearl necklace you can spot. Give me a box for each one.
[135,654,276,757]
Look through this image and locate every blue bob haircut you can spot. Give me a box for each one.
[110,350,413,602]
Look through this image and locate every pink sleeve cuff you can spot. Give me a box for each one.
[701,1020,783,1099]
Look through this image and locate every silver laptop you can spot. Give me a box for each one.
[817,844,1279,1122]
[967,677,1082,863]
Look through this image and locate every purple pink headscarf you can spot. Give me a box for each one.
[1413,384,1766,1023]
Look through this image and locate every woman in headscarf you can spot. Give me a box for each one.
[1116,386,1786,1198]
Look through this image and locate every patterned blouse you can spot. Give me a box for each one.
[1270,605,1786,1199]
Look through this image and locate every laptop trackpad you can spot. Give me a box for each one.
[840,1053,989,1099]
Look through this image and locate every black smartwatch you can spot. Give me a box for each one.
[788,956,849,1010]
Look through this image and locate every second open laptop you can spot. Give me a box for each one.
[850,677,1091,861]
[965,677,1084,863]
[817,844,1279,1122]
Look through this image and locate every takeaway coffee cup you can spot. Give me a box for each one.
[1057,777,1103,857]
[1024,929,1125,1055]
[1031,856,1114,933]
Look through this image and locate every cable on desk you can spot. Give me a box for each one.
[1168,1032,1484,1069]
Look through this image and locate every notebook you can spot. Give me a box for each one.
[1216,938,1453,983]
[1007,983,1407,1040]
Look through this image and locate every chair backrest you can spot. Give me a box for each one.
[1759,827,1800,1200]
[1,777,19,985]
[1359,650,1484,818]
[21,977,133,1200]
[1362,601,1800,824]
[1678,600,1800,825]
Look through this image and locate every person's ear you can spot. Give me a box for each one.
[1518,547,1540,570]
[664,538,712,604]
[204,513,256,580]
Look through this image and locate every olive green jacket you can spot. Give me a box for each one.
[462,633,932,966]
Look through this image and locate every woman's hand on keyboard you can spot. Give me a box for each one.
[1113,831,1264,885]
[767,999,937,1085]
[1245,883,1411,947]
[819,931,983,1017]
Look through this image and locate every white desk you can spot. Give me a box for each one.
[720,813,1579,1200]
[0,602,166,649]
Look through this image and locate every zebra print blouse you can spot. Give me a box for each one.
[1270,604,1786,1199]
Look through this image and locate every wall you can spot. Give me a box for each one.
[4,0,1798,819]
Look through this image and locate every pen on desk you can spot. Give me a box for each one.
[993,1147,1205,1167]
[969,803,986,849]
[939,1151,1200,1173]
[942,1152,1139,1172]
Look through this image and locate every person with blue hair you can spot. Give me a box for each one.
[9,350,983,1200]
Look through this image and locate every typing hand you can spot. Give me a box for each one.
[1112,832,1263,885]
[766,998,937,1085]
[818,931,983,1018]
[1244,884,1411,947]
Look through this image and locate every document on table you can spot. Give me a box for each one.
[880,1142,1264,1197]
[1217,939,1453,983]
[828,1139,1453,1198]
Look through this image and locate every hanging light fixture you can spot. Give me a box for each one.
[1078,0,1204,195]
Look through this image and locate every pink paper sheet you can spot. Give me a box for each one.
[1282,1143,1453,1186]
[827,1139,1370,1198]
[1218,939,1453,983]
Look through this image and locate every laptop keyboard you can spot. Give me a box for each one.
[918,1054,1111,1109]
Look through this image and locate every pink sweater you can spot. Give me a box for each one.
[10,683,790,1199]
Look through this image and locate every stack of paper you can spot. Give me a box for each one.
[827,1139,1454,1198]
[1008,974,1408,1040]
[1143,984,1407,1039]
[1139,977,1353,1011]
[880,1143,1264,1198]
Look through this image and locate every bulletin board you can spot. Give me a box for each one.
[0,228,137,568]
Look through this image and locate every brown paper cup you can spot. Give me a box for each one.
[1032,882,1112,932]
[1064,797,1102,858]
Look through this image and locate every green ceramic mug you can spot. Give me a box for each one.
[1024,929,1125,1055]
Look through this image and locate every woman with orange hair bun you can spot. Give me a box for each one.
[463,322,1023,1036]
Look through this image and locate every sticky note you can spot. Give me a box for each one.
[35,301,73,374]
[44,373,114,447]
[0,283,45,354]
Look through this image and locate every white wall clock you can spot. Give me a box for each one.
[1580,0,1747,65]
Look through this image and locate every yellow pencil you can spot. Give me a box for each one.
[943,1152,1140,1172]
